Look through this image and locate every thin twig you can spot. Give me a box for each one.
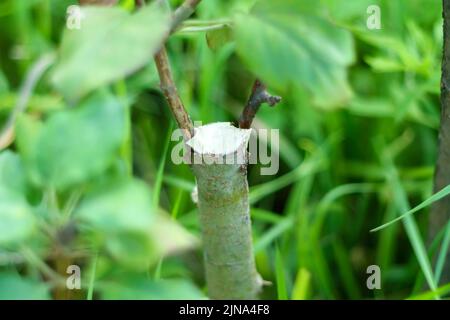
[154,48,193,140]
[239,80,281,129]
[0,53,55,150]
[171,0,202,31]
[148,0,203,140]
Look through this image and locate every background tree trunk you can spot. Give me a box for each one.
[430,0,450,284]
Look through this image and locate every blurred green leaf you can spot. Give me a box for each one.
[0,93,63,114]
[0,150,27,193]
[0,187,35,245]
[15,113,43,185]
[275,245,288,300]
[17,91,125,190]
[206,26,233,51]
[357,22,436,76]
[0,272,50,300]
[149,212,199,257]
[0,70,8,94]
[77,177,156,269]
[101,277,206,300]
[234,0,354,108]
[106,231,157,269]
[77,178,154,234]
[51,3,171,100]
[291,268,311,300]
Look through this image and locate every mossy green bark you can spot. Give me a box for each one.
[189,123,260,299]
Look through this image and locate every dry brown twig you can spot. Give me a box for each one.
[239,79,281,129]
[137,0,200,140]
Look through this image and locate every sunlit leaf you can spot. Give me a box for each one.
[16,91,125,190]
[51,3,171,100]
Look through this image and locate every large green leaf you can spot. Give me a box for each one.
[0,272,50,300]
[0,187,35,245]
[76,178,154,233]
[234,0,355,108]
[51,3,171,100]
[77,178,155,269]
[77,178,198,269]
[16,91,125,190]
[105,231,158,269]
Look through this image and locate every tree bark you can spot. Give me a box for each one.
[188,123,261,299]
[430,0,450,284]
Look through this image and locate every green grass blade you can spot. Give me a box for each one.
[249,156,325,204]
[291,268,311,300]
[170,189,184,220]
[407,282,450,300]
[153,258,163,280]
[254,218,293,254]
[87,252,98,300]
[332,238,362,299]
[153,123,173,207]
[434,220,450,283]
[371,184,450,232]
[275,246,288,300]
[251,208,284,224]
[163,174,195,192]
[385,163,438,297]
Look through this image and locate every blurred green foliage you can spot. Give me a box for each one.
[0,0,448,300]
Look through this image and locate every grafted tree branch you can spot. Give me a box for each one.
[140,0,262,299]
[239,79,281,129]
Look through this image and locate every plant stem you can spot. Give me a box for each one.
[0,53,55,149]
[154,47,193,140]
[430,0,450,284]
[171,0,202,31]
[190,123,261,299]
[239,80,281,129]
